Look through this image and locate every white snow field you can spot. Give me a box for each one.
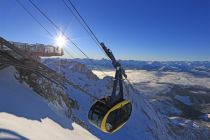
[1,59,210,140]
[0,112,97,140]
[0,66,98,140]
[93,69,210,95]
[45,59,176,140]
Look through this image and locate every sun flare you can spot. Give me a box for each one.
[55,35,67,48]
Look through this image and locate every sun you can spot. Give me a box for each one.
[55,35,67,48]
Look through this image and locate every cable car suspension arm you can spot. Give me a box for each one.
[100,43,127,102]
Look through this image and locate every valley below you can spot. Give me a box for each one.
[93,69,210,137]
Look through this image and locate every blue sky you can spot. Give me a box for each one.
[0,0,209,61]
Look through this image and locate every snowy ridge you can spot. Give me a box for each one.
[1,58,210,140]
[73,58,210,77]
[43,59,177,140]
[0,66,98,140]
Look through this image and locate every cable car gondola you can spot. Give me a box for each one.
[88,43,132,133]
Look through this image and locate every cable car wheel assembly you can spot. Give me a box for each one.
[88,43,132,133]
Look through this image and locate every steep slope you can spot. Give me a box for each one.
[44,58,210,140]
[0,66,98,140]
[44,59,176,140]
[2,58,209,140]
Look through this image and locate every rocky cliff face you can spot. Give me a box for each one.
[13,62,87,128]
[43,59,98,80]
[0,66,98,140]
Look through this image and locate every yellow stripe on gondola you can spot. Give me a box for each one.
[101,100,130,133]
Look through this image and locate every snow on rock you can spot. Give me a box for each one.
[169,116,195,128]
[175,95,193,106]
[91,69,210,139]
[43,58,98,80]
[200,114,210,121]
[76,59,210,77]
[44,59,176,140]
[94,70,210,91]
[2,58,209,140]
[0,66,98,140]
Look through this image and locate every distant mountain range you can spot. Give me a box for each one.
[70,58,210,77]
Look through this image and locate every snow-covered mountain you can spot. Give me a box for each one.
[73,58,210,77]
[43,58,210,140]
[0,66,97,140]
[43,58,174,140]
[1,58,210,140]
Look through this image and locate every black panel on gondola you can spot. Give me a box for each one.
[88,97,132,133]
